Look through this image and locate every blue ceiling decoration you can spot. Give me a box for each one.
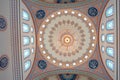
[88,7,98,17]
[38,60,47,70]
[57,0,62,3]
[0,56,8,69]
[70,0,75,2]
[36,10,45,19]
[0,18,6,30]
[89,59,98,69]
[57,0,75,3]
[59,74,77,80]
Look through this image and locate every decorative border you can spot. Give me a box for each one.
[10,0,23,80]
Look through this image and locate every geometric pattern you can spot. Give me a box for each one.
[38,60,47,70]
[38,9,97,68]
[36,10,46,19]
[89,59,98,69]
[88,7,98,17]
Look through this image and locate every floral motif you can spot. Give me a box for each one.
[0,17,6,30]
[38,60,47,70]
[0,56,8,69]
[88,7,98,17]
[89,59,98,69]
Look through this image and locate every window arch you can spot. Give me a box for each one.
[106,34,114,43]
[24,60,31,71]
[106,59,114,71]
[22,10,30,21]
[23,36,30,45]
[24,48,31,59]
[22,23,30,33]
[106,47,114,57]
[105,5,114,17]
[106,20,114,30]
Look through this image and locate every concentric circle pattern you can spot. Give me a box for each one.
[38,9,97,68]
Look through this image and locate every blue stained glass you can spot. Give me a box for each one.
[24,60,31,71]
[22,10,30,20]
[106,47,114,57]
[24,49,30,58]
[106,6,114,17]
[23,37,30,45]
[22,23,30,32]
[106,60,114,71]
[106,20,114,30]
[106,34,114,43]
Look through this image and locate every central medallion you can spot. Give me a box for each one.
[60,31,74,47]
[38,9,97,68]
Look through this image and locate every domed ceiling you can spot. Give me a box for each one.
[20,0,117,80]
[38,9,97,68]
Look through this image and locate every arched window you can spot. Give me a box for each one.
[106,47,114,57]
[22,23,30,33]
[106,34,114,43]
[106,59,114,71]
[24,60,31,71]
[22,10,30,21]
[23,36,30,45]
[24,48,30,58]
[106,6,114,17]
[106,20,114,30]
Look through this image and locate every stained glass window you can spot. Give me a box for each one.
[106,47,114,57]
[106,60,114,71]
[106,20,114,30]
[106,34,114,43]
[22,23,30,33]
[24,49,30,58]
[106,6,114,17]
[24,60,31,71]
[23,36,30,45]
[22,10,30,20]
